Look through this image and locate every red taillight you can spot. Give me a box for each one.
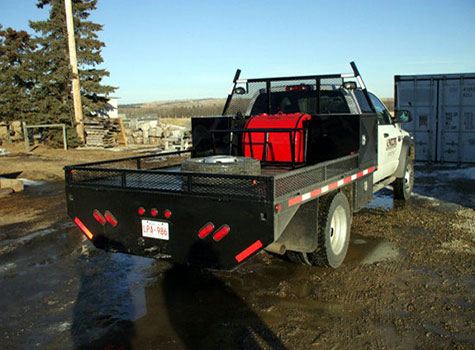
[164,209,172,219]
[275,204,281,213]
[74,217,94,240]
[198,223,214,239]
[93,209,106,225]
[235,240,263,263]
[213,225,230,242]
[151,208,158,217]
[286,84,310,91]
[138,207,145,215]
[104,210,118,227]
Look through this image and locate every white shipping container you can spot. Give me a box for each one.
[395,73,475,164]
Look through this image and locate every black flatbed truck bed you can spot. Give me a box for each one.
[66,147,375,269]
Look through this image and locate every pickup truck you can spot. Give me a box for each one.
[65,62,414,270]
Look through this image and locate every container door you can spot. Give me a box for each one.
[396,79,438,162]
[437,78,475,163]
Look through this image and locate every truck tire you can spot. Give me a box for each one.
[181,155,261,175]
[286,250,311,265]
[309,192,351,268]
[393,156,414,200]
[286,192,351,268]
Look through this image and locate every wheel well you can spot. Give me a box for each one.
[395,136,415,178]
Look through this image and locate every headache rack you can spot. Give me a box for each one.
[222,61,375,117]
[199,61,377,169]
[65,150,361,204]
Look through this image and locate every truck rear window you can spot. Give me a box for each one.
[250,90,351,116]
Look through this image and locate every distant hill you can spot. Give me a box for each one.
[119,97,395,118]
[119,98,226,118]
[381,98,394,112]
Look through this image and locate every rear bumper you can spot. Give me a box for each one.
[67,186,274,270]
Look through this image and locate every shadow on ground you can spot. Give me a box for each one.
[161,264,285,349]
[70,241,285,349]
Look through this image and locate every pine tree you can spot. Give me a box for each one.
[29,0,116,146]
[0,25,36,130]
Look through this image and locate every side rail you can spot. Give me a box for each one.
[65,166,274,203]
[273,154,373,208]
[66,149,191,170]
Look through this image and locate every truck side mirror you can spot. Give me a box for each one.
[342,81,357,90]
[234,87,246,95]
[393,110,412,123]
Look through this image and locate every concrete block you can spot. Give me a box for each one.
[0,179,24,192]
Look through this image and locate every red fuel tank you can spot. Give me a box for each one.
[243,112,311,163]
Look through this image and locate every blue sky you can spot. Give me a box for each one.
[1,0,475,104]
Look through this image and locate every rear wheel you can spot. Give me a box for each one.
[393,156,414,200]
[286,192,351,268]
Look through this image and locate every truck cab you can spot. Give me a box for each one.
[224,81,413,187]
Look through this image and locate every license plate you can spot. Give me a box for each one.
[141,220,169,240]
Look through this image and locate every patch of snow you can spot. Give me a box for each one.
[0,262,16,274]
[0,226,61,248]
[0,148,10,156]
[417,166,475,180]
[412,193,439,202]
[18,178,46,186]
[49,321,71,333]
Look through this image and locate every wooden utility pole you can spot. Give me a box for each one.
[64,0,84,141]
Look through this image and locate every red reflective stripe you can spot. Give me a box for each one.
[288,196,302,207]
[235,240,263,263]
[74,217,94,240]
[287,166,375,207]
[310,188,322,197]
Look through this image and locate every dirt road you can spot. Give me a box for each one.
[0,147,473,349]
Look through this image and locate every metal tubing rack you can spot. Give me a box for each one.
[210,127,309,168]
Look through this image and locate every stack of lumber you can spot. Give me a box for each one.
[84,118,127,148]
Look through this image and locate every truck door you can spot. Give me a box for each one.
[369,93,402,183]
